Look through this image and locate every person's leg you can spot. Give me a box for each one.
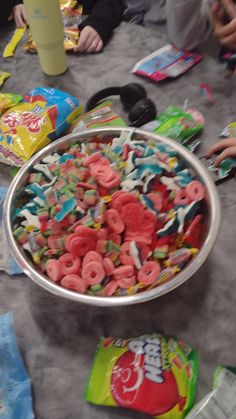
[123,0,151,24]
[0,0,14,26]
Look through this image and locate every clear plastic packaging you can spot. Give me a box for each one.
[0,312,34,419]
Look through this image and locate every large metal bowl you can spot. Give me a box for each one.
[3,127,221,306]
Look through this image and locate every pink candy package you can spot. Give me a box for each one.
[132,45,203,82]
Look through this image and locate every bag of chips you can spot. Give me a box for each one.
[0,86,82,166]
[85,334,198,418]
[24,0,82,53]
[0,93,22,116]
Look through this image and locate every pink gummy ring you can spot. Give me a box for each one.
[103,257,115,276]
[186,180,205,202]
[61,274,88,293]
[118,275,136,289]
[113,265,134,281]
[46,259,63,282]
[138,261,161,285]
[82,261,105,285]
[82,251,103,268]
[174,188,189,206]
[103,280,119,296]
[59,253,81,275]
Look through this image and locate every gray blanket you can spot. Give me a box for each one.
[0,21,236,419]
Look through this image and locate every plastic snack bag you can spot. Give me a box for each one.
[85,334,198,418]
[142,106,204,147]
[0,71,11,87]
[200,154,236,183]
[69,100,126,133]
[0,93,22,116]
[0,312,34,419]
[219,121,236,138]
[186,366,236,418]
[132,45,203,82]
[63,27,80,51]
[24,0,82,53]
[60,0,78,12]
[200,122,236,183]
[0,86,82,166]
[0,187,22,275]
[25,26,80,53]
[3,27,26,58]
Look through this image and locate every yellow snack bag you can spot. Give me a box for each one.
[0,71,11,86]
[0,87,82,166]
[0,93,22,116]
[3,27,26,58]
[24,1,82,53]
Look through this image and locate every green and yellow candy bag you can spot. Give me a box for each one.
[85,334,198,418]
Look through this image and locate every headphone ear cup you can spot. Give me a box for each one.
[120,83,147,111]
[128,98,157,127]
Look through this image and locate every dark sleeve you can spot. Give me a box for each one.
[0,0,14,25]
[78,0,125,45]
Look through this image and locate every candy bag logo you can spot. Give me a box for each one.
[111,336,186,416]
[128,337,164,384]
[2,111,46,134]
[30,8,46,20]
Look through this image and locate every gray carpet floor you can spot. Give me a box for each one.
[0,20,236,419]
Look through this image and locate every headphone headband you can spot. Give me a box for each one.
[85,87,121,112]
[85,83,157,127]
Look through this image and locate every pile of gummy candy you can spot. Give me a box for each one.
[13,130,206,297]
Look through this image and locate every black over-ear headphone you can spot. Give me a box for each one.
[85,83,157,127]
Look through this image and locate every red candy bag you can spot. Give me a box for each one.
[85,334,198,418]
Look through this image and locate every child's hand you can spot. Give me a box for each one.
[74,26,103,53]
[212,1,236,49]
[207,138,236,166]
[13,4,27,28]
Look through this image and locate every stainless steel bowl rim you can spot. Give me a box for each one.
[3,127,221,306]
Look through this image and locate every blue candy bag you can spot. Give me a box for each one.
[0,187,22,275]
[0,312,34,419]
